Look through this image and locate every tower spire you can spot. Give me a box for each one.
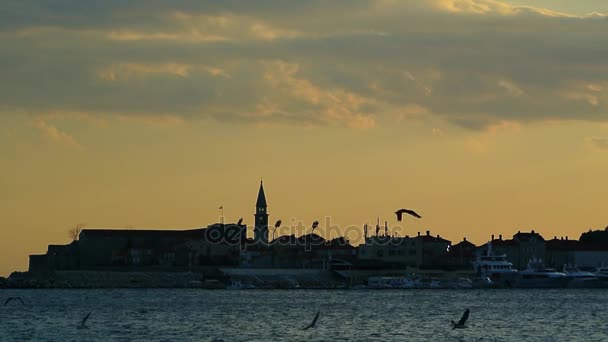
[254,180,269,245]
[256,180,267,208]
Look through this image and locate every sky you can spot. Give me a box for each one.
[1,0,608,276]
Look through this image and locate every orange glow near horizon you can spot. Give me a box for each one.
[1,1,608,276]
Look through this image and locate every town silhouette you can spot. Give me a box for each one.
[3,181,608,290]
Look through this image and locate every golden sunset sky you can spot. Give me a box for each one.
[2,0,608,276]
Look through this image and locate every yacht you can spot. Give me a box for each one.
[563,265,596,278]
[472,242,518,287]
[513,258,570,288]
[594,267,608,279]
[563,265,601,288]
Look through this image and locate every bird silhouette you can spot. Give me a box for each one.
[237,218,243,225]
[395,209,422,222]
[78,312,92,329]
[4,297,25,306]
[275,220,282,229]
[302,310,320,330]
[451,309,469,329]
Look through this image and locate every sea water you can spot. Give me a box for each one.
[1,289,607,341]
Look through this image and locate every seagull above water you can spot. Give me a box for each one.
[302,310,320,330]
[451,309,470,329]
[4,297,25,306]
[79,312,92,329]
[395,209,422,222]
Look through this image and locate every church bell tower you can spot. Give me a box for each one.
[254,181,269,245]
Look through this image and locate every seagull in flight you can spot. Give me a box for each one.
[302,310,320,330]
[78,312,92,329]
[451,309,470,329]
[4,297,25,306]
[395,209,422,222]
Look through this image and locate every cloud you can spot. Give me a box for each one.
[435,0,517,15]
[117,114,185,126]
[498,79,524,97]
[587,137,608,150]
[434,0,591,17]
[0,0,607,130]
[33,119,83,149]
[260,60,377,128]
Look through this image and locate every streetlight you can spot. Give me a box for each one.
[273,219,282,242]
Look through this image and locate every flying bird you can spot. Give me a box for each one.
[302,310,320,330]
[237,218,243,225]
[79,312,92,329]
[395,209,422,222]
[275,220,282,229]
[451,309,470,329]
[4,297,25,306]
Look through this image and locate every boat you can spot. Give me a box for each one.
[367,276,421,289]
[563,265,596,278]
[227,280,256,290]
[594,266,608,279]
[445,278,473,289]
[563,265,602,288]
[513,258,570,288]
[472,242,518,287]
[420,278,442,289]
[472,276,493,288]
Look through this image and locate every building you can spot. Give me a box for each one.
[28,223,247,274]
[512,230,546,268]
[447,237,477,269]
[253,181,269,245]
[477,231,546,269]
[545,236,578,268]
[358,230,451,269]
[573,227,608,268]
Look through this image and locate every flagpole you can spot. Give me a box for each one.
[219,205,224,226]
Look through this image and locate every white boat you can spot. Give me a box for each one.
[594,267,608,279]
[563,265,601,288]
[563,265,596,278]
[513,258,570,288]
[473,242,518,287]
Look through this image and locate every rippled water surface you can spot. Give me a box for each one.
[1,289,608,341]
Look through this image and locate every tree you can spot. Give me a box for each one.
[68,223,86,241]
